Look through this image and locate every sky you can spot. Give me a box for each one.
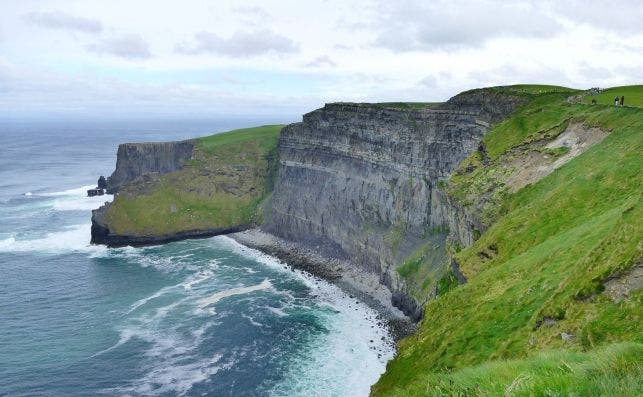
[1,0,642,118]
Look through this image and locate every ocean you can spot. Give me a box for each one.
[0,118,395,397]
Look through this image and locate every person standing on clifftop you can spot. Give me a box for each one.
[620,96,625,106]
[615,96,619,106]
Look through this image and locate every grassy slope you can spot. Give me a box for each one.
[103,125,282,236]
[373,87,643,396]
[583,85,643,107]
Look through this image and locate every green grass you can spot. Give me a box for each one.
[583,85,643,108]
[373,87,643,396]
[489,84,579,95]
[395,231,449,302]
[103,125,283,236]
[381,342,642,397]
[480,92,576,160]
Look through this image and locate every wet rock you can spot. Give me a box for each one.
[97,175,107,189]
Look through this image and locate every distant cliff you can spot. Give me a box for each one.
[106,140,195,194]
[91,125,282,246]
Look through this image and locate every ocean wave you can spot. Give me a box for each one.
[52,194,111,212]
[103,283,227,397]
[0,224,106,254]
[17,184,114,212]
[199,279,272,308]
[214,235,395,397]
[38,185,97,197]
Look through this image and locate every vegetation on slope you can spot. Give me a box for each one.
[395,342,642,397]
[583,85,643,107]
[102,125,282,236]
[395,229,449,302]
[373,87,643,396]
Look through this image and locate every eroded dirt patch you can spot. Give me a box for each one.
[505,123,609,192]
[604,261,643,303]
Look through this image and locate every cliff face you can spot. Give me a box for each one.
[106,140,195,193]
[264,93,525,317]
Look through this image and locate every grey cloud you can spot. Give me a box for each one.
[232,6,271,19]
[372,1,562,51]
[417,76,437,88]
[24,11,102,34]
[86,34,152,60]
[306,56,336,68]
[577,63,614,81]
[176,30,299,57]
[467,64,571,88]
[553,1,643,34]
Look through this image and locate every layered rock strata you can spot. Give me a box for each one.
[264,94,524,318]
[106,140,195,193]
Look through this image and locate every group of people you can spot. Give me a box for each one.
[614,96,625,106]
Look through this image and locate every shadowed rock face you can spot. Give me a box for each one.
[106,140,195,193]
[264,94,524,317]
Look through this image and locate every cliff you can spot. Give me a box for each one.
[89,85,643,395]
[91,125,282,246]
[106,140,195,194]
[264,92,525,318]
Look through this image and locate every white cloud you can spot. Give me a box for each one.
[306,56,336,68]
[0,0,641,117]
[371,0,562,51]
[86,34,152,60]
[176,29,299,57]
[24,11,102,34]
[553,1,643,34]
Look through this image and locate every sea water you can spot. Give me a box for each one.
[0,118,394,397]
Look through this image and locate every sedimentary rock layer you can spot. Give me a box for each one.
[106,140,195,193]
[264,93,524,317]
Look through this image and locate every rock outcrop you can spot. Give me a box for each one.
[106,140,195,193]
[264,91,525,318]
[91,126,283,247]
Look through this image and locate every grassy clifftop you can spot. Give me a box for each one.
[373,87,642,396]
[101,125,282,237]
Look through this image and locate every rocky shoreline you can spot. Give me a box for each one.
[230,228,416,341]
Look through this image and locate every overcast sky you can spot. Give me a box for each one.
[1,0,642,118]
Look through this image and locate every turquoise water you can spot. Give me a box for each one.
[0,119,394,396]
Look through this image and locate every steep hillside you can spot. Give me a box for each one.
[372,88,643,396]
[91,125,282,246]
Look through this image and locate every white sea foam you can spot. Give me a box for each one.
[0,224,106,254]
[214,236,396,397]
[39,185,96,197]
[183,269,214,290]
[104,284,227,397]
[24,184,114,212]
[114,353,229,397]
[94,234,394,397]
[126,285,178,315]
[52,194,111,211]
[199,279,272,308]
